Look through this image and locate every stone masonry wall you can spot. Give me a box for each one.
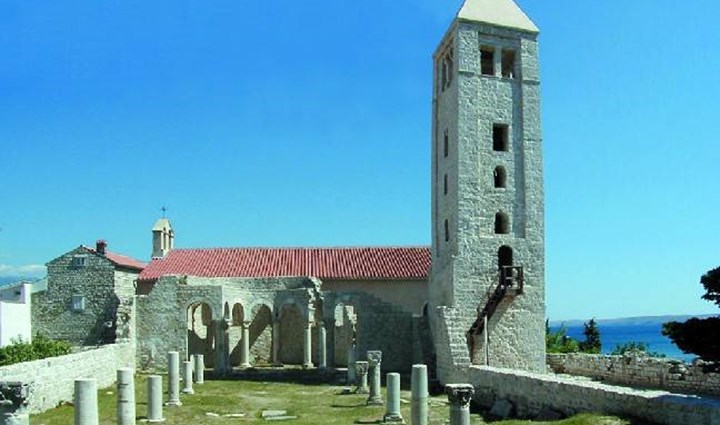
[447,365,720,425]
[33,247,133,345]
[0,342,134,414]
[547,353,720,397]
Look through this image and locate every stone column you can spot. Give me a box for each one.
[493,47,502,78]
[214,319,231,376]
[147,375,165,422]
[166,351,182,407]
[182,361,194,394]
[325,318,336,368]
[366,350,383,406]
[383,373,403,423]
[411,364,428,425]
[272,319,282,366]
[445,384,474,425]
[117,368,135,425]
[354,361,369,394]
[302,322,314,369]
[74,378,98,425]
[240,321,251,368]
[193,354,205,384]
[317,322,327,370]
[346,345,357,385]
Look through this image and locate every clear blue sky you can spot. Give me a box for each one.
[1,0,719,320]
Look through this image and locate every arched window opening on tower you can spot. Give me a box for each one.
[444,219,449,242]
[444,174,448,195]
[480,46,495,76]
[443,130,449,158]
[493,124,509,152]
[440,46,454,91]
[501,49,516,79]
[493,166,507,188]
[495,212,510,234]
[498,246,513,270]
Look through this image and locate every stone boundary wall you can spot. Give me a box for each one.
[547,353,720,397]
[0,342,134,414]
[447,365,720,425]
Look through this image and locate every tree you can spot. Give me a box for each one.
[578,318,601,354]
[662,266,720,365]
[546,319,580,354]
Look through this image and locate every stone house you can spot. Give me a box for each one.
[32,241,145,346]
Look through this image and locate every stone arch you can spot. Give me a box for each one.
[278,302,306,365]
[249,304,273,365]
[331,296,360,367]
[229,302,246,366]
[495,211,510,234]
[186,301,215,367]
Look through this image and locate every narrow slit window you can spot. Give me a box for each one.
[495,212,510,234]
[440,60,447,91]
[444,219,450,242]
[493,124,509,152]
[444,49,454,88]
[443,130,449,158]
[480,46,495,76]
[493,166,507,188]
[501,49,516,78]
[444,174,448,195]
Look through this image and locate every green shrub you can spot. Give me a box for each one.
[0,334,72,366]
[546,320,580,354]
[611,341,665,358]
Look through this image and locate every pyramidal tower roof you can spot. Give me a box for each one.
[457,0,538,33]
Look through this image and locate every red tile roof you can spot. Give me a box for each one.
[138,247,431,282]
[82,246,146,271]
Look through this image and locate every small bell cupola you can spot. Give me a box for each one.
[152,217,174,259]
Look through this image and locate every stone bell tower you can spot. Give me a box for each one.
[152,217,174,259]
[428,0,545,380]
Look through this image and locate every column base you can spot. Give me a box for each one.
[383,414,405,423]
[147,418,166,423]
[302,362,314,369]
[272,362,284,368]
[164,401,182,407]
[240,363,252,369]
[355,387,370,394]
[181,388,195,395]
[366,396,384,406]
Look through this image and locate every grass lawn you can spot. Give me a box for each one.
[31,375,647,425]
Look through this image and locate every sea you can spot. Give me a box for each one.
[551,321,696,362]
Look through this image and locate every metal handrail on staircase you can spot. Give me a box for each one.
[466,265,524,364]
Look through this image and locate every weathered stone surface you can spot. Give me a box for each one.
[534,407,563,421]
[489,399,513,419]
[355,361,370,394]
[445,384,474,425]
[429,1,545,382]
[165,352,181,406]
[366,351,383,406]
[74,379,98,425]
[116,368,135,425]
[181,361,194,395]
[411,365,429,425]
[146,375,164,423]
[547,353,720,397]
[384,373,404,423]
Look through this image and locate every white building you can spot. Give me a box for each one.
[0,279,46,346]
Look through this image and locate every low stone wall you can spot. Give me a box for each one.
[0,342,134,413]
[547,353,720,397]
[447,365,720,425]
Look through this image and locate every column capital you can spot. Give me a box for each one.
[367,350,382,367]
[242,320,252,327]
[354,361,369,375]
[445,384,474,408]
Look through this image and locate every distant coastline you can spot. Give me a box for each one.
[549,314,717,362]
